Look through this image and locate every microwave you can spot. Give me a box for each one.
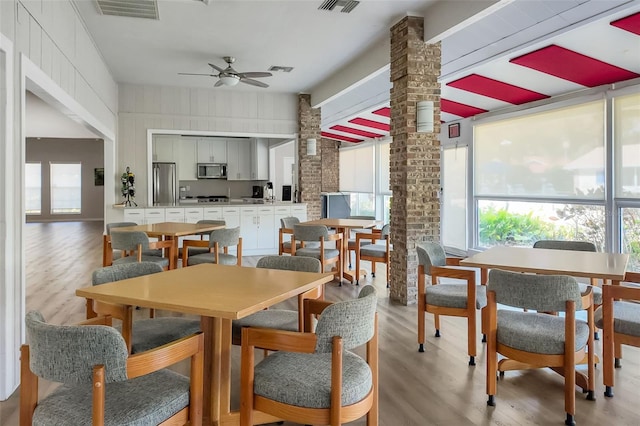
[197,163,227,179]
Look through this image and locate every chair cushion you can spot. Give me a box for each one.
[295,248,339,260]
[594,301,640,337]
[496,310,590,355]
[33,369,189,426]
[113,256,169,268]
[348,239,372,250]
[188,252,238,266]
[425,284,487,309]
[116,318,201,354]
[359,244,391,258]
[579,283,602,305]
[232,310,299,342]
[282,241,302,250]
[254,351,372,409]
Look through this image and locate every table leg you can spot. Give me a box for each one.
[220,319,232,420]
[201,316,214,425]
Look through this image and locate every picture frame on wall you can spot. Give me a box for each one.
[448,123,461,138]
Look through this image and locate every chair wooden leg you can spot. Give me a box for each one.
[434,314,441,337]
[486,292,497,406]
[20,345,37,426]
[564,302,576,426]
[468,311,477,366]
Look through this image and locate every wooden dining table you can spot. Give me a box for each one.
[106,221,225,269]
[76,263,334,426]
[460,245,629,389]
[301,218,378,283]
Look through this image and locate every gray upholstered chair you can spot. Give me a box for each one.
[231,255,322,345]
[110,230,173,269]
[486,269,595,426]
[596,271,640,397]
[291,224,343,284]
[279,216,302,255]
[346,215,376,268]
[533,240,603,306]
[355,224,391,286]
[20,311,204,426]
[182,219,227,257]
[183,226,242,266]
[240,285,378,426]
[89,262,201,354]
[416,242,485,365]
[102,222,162,266]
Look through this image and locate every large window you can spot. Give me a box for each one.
[443,146,467,252]
[25,162,42,215]
[50,163,81,214]
[621,208,640,272]
[615,93,640,199]
[339,143,375,218]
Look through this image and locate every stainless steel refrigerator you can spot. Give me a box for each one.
[152,162,177,204]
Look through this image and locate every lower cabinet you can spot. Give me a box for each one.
[240,206,275,251]
[123,208,145,225]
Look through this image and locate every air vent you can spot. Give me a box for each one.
[318,0,360,13]
[96,0,159,20]
[268,66,294,73]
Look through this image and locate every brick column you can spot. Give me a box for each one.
[321,139,340,193]
[389,16,441,305]
[298,94,323,219]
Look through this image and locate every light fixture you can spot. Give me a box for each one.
[416,100,434,133]
[219,74,240,86]
[306,138,317,156]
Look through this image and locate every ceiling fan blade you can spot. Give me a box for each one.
[214,80,224,87]
[240,78,269,88]
[208,63,225,73]
[237,72,272,79]
[178,72,217,77]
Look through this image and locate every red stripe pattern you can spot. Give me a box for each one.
[321,131,364,143]
[441,99,487,118]
[611,12,640,36]
[372,107,390,117]
[348,117,390,131]
[329,125,384,138]
[447,74,549,104]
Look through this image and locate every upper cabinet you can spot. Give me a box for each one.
[152,135,180,162]
[227,138,252,180]
[178,138,197,181]
[197,137,227,163]
[251,138,269,181]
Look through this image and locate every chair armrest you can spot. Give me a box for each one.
[127,332,204,379]
[431,265,476,281]
[92,301,130,322]
[280,228,294,235]
[149,240,174,250]
[445,257,463,266]
[241,327,317,353]
[624,271,640,284]
[326,232,343,242]
[76,315,113,326]
[355,232,379,244]
[580,286,594,310]
[304,299,333,316]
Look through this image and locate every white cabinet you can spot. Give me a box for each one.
[184,207,204,223]
[152,135,179,162]
[222,206,241,229]
[240,206,274,250]
[291,205,307,222]
[203,207,224,221]
[250,138,269,180]
[227,138,252,181]
[124,208,145,225]
[144,208,166,224]
[197,137,227,163]
[178,138,197,181]
[165,207,185,223]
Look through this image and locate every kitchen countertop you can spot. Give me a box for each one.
[114,201,305,208]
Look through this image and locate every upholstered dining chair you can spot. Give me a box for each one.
[240,285,378,426]
[231,255,322,345]
[486,269,595,426]
[346,215,376,268]
[103,222,162,266]
[533,239,604,339]
[110,230,173,269]
[596,271,640,398]
[355,224,391,286]
[89,262,202,354]
[181,219,227,258]
[20,311,204,426]
[183,227,243,266]
[291,224,343,284]
[279,216,301,255]
[416,242,485,366]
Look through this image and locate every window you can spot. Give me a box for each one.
[50,163,81,214]
[339,145,374,193]
[443,146,467,252]
[614,93,640,199]
[349,193,375,217]
[25,163,42,215]
[475,101,605,200]
[621,207,640,272]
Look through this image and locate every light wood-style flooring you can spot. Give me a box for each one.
[1,221,639,425]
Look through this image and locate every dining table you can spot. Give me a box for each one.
[105,221,225,269]
[76,263,334,426]
[460,245,629,389]
[300,218,378,283]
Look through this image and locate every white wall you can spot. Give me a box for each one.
[0,0,117,399]
[116,84,298,218]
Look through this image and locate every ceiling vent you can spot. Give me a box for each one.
[96,0,159,20]
[268,66,294,73]
[318,0,360,13]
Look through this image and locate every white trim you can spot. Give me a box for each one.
[0,32,17,401]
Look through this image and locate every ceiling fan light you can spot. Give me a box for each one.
[219,75,240,86]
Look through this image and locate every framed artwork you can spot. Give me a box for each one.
[94,168,104,186]
[448,123,461,138]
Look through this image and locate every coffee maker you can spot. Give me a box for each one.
[252,185,264,199]
[265,182,274,201]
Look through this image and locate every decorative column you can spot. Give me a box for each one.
[298,94,323,219]
[389,16,441,304]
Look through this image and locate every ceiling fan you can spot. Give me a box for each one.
[179,56,272,88]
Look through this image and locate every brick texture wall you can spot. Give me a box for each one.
[298,94,323,220]
[389,16,442,305]
[321,138,340,193]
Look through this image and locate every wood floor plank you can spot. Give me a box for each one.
[1,221,639,425]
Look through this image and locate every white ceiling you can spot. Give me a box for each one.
[31,0,640,140]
